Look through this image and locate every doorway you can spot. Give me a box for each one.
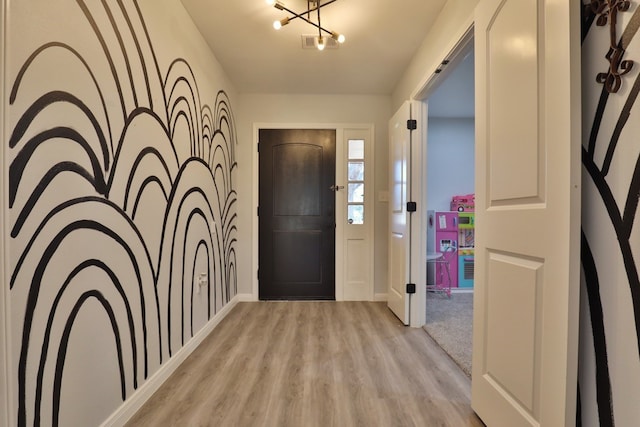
[422,42,475,377]
[258,129,336,300]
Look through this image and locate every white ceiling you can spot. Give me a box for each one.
[180,0,448,95]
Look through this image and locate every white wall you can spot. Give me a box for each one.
[392,0,479,111]
[4,0,238,424]
[235,93,391,296]
[426,118,475,211]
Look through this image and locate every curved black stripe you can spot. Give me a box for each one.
[222,193,238,230]
[583,148,640,356]
[123,146,173,211]
[11,162,107,237]
[587,86,610,157]
[10,197,155,289]
[190,240,209,335]
[35,259,138,424]
[164,58,202,107]
[106,107,178,197]
[9,91,109,159]
[52,291,125,427]
[17,219,149,426]
[75,0,127,120]
[169,96,196,154]
[8,41,115,153]
[131,0,168,125]
[581,230,615,427]
[10,127,107,207]
[622,155,640,237]
[99,0,139,108]
[117,0,154,110]
[131,176,170,220]
[602,71,640,176]
[213,164,229,212]
[180,209,214,345]
[165,187,216,356]
[582,2,596,43]
[168,77,201,154]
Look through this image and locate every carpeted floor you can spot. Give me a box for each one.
[423,291,473,377]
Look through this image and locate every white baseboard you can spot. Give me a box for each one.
[374,293,388,302]
[101,294,241,427]
[235,293,256,302]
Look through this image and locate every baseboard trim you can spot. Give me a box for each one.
[101,295,241,427]
[374,293,388,302]
[235,293,256,302]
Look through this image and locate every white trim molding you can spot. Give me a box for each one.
[1,0,12,424]
[100,295,242,427]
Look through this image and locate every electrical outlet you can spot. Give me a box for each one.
[197,273,207,294]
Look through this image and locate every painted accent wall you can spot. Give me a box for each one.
[4,0,238,425]
[579,2,640,426]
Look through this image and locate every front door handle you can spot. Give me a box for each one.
[330,185,344,192]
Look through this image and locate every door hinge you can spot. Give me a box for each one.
[257,269,259,280]
[257,142,260,152]
[407,119,417,130]
[257,206,259,216]
[406,283,416,294]
[406,201,417,212]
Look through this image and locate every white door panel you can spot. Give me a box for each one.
[388,102,411,324]
[340,128,374,301]
[472,0,581,426]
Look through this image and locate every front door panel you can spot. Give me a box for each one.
[259,129,336,300]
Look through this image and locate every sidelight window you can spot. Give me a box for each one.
[347,139,365,224]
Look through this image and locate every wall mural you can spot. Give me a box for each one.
[580,1,640,425]
[7,1,237,425]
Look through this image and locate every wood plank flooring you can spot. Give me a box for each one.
[126,302,484,427]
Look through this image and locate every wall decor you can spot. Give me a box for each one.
[588,0,636,93]
[7,1,237,425]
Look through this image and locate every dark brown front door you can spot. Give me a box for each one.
[259,129,336,300]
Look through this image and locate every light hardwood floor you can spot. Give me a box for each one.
[126,302,484,427]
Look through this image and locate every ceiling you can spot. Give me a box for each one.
[180,0,448,95]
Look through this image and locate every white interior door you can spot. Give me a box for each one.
[472,1,581,426]
[388,102,412,324]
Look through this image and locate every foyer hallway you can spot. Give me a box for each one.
[127,302,483,426]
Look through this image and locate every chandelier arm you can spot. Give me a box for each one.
[276,3,335,36]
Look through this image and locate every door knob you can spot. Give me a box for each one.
[330,185,344,192]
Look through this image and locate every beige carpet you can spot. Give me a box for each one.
[423,292,473,377]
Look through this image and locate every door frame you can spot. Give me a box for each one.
[406,21,475,328]
[1,0,11,423]
[252,123,375,301]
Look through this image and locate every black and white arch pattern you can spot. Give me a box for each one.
[580,1,640,425]
[7,1,237,425]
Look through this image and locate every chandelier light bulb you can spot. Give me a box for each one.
[273,17,289,30]
[265,0,276,5]
[317,36,325,51]
[332,31,345,43]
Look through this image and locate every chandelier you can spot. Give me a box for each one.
[266,0,345,51]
